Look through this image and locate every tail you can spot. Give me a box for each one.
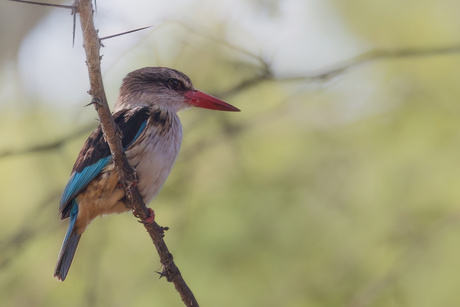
[54,201,81,281]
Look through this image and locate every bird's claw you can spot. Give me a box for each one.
[138,208,155,224]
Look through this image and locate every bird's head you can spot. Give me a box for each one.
[114,67,240,113]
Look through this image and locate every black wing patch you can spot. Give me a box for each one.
[72,106,151,173]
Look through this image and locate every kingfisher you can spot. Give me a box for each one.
[54,67,240,281]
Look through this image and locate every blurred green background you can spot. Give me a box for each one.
[2,0,460,306]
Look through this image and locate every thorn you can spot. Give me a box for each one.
[160,227,169,237]
[93,97,102,106]
[156,269,167,279]
[100,26,152,41]
[8,0,73,9]
[72,6,77,47]
[155,266,171,279]
[84,97,102,107]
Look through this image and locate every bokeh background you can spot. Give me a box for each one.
[2,0,460,306]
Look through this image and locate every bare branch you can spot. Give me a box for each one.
[170,20,267,68]
[218,43,460,99]
[276,44,460,83]
[76,0,199,306]
[0,124,95,159]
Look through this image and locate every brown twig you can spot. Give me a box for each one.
[76,0,198,306]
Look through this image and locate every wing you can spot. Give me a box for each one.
[59,106,151,219]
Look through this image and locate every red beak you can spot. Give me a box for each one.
[184,90,240,112]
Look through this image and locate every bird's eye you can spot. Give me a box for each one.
[167,79,183,91]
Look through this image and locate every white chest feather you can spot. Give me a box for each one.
[126,113,182,204]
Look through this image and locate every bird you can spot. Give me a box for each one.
[54,67,240,281]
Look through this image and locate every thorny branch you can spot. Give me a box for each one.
[8,0,198,305]
[75,1,199,306]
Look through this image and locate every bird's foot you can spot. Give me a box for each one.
[144,208,155,224]
[134,208,155,224]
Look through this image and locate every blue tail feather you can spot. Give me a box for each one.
[54,200,81,281]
